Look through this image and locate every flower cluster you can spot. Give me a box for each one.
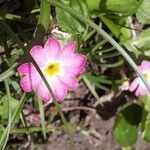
[18,37,86,102]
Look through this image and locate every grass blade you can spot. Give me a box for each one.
[0,79,12,150]
[38,98,46,139]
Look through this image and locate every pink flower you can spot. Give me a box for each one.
[129,60,150,96]
[18,37,86,102]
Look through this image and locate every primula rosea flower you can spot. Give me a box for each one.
[18,37,86,102]
[129,60,150,96]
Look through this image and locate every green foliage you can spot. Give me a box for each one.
[99,15,131,42]
[142,112,150,142]
[113,114,138,147]
[0,96,19,124]
[131,28,150,55]
[86,0,142,16]
[56,0,88,33]
[140,95,150,142]
[113,104,142,147]
[136,0,150,24]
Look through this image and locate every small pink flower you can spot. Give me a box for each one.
[129,60,150,96]
[18,37,86,102]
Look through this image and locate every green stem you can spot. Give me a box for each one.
[82,75,100,101]
[100,47,115,53]
[45,0,150,93]
[0,63,17,82]
[99,52,119,59]
[0,79,12,150]
[82,30,95,42]
[91,39,107,52]
[11,93,26,127]
[20,112,30,135]
[99,59,124,68]
[11,125,54,134]
[38,98,46,139]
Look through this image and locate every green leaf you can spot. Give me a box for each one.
[99,15,131,42]
[85,0,100,11]
[0,96,19,123]
[84,72,112,85]
[121,103,143,125]
[100,0,141,15]
[56,0,88,33]
[136,0,150,24]
[11,81,20,91]
[86,0,142,16]
[113,113,138,147]
[131,28,150,52]
[113,103,142,147]
[142,112,150,142]
[0,124,5,137]
[0,93,26,149]
[140,94,150,112]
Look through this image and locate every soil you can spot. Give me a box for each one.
[7,82,150,150]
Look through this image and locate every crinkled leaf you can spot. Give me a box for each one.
[136,0,150,24]
[56,0,88,33]
[131,28,150,52]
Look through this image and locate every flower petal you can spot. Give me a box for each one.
[141,60,150,69]
[129,77,140,92]
[135,85,148,96]
[60,42,76,57]
[20,73,40,92]
[61,53,86,70]
[44,37,60,60]
[37,82,51,102]
[64,66,85,75]
[58,73,78,89]
[18,63,33,75]
[18,63,41,92]
[30,45,46,67]
[51,76,67,101]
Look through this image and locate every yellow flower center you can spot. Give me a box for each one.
[143,73,149,79]
[44,62,60,76]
